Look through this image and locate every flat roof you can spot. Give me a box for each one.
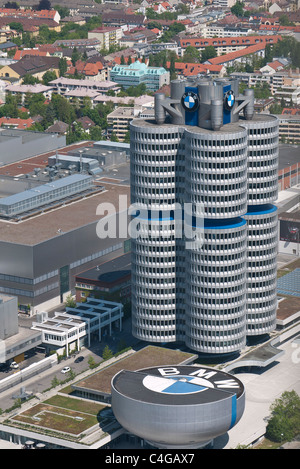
[76,252,131,284]
[0,174,92,207]
[278,144,300,170]
[72,346,196,395]
[0,181,130,245]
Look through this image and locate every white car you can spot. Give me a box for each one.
[61,366,71,374]
[10,361,19,369]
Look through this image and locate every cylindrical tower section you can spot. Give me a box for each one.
[244,204,278,335]
[185,125,248,219]
[130,120,183,342]
[185,218,247,354]
[242,114,279,205]
[242,114,279,337]
[184,124,248,354]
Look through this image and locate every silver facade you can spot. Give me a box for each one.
[130,77,279,354]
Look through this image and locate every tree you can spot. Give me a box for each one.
[58,57,68,77]
[65,294,76,308]
[71,46,80,66]
[8,21,23,33]
[201,46,217,63]
[231,0,244,17]
[42,70,57,86]
[88,356,97,369]
[54,5,70,18]
[37,0,51,10]
[266,390,300,443]
[110,131,119,142]
[102,345,113,360]
[4,2,20,8]
[183,45,201,63]
[279,14,293,26]
[22,74,40,85]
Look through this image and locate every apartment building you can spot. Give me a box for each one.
[107,106,140,141]
[278,114,300,143]
[88,26,123,50]
[178,35,281,57]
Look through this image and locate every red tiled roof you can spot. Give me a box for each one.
[179,35,282,49]
[206,43,273,65]
[0,8,58,20]
[166,61,223,76]
[0,117,34,128]
[267,60,284,70]
[14,49,48,60]
[282,108,300,115]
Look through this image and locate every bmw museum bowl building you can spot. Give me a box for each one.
[130,77,279,355]
[111,365,245,448]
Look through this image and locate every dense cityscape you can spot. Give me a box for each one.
[0,0,299,454]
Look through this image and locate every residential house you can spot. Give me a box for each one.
[0,117,34,129]
[13,49,49,60]
[76,116,95,133]
[101,12,146,30]
[45,120,69,135]
[0,41,17,55]
[0,56,60,82]
[0,8,61,24]
[260,60,285,74]
[49,77,120,96]
[4,84,54,105]
[166,61,226,78]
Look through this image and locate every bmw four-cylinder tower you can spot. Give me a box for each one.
[130,77,279,354]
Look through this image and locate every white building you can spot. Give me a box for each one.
[31,298,123,356]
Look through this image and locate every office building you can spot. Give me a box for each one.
[110,60,170,92]
[88,26,123,50]
[0,178,130,314]
[130,77,279,354]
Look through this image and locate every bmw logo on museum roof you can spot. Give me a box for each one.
[111,365,245,449]
[181,91,199,112]
[224,90,235,111]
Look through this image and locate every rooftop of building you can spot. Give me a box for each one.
[131,113,277,134]
[278,144,300,170]
[72,345,196,396]
[111,60,167,76]
[0,181,130,246]
[76,252,131,285]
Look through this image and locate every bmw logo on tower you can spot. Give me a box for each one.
[181,90,199,112]
[224,90,235,111]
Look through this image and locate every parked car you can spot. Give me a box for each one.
[10,361,19,369]
[74,356,84,363]
[61,366,71,374]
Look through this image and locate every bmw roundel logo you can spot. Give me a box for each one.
[181,91,199,112]
[224,90,235,111]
